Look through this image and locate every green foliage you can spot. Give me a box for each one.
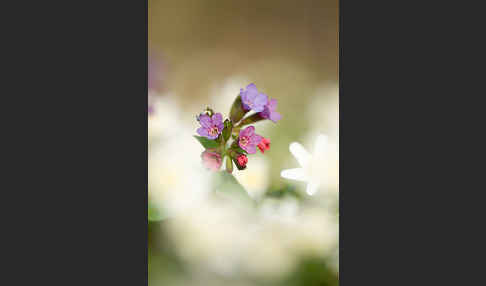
[222,119,232,141]
[148,201,167,222]
[211,171,253,203]
[233,146,248,154]
[193,135,220,149]
[265,184,302,200]
[281,257,339,286]
[229,95,247,123]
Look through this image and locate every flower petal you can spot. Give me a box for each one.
[197,127,209,137]
[240,126,254,137]
[289,142,311,167]
[250,134,263,145]
[246,83,258,92]
[245,144,256,154]
[256,93,268,106]
[199,114,212,128]
[268,98,278,110]
[281,168,308,182]
[270,111,281,123]
[251,93,267,112]
[211,113,223,126]
[306,181,320,195]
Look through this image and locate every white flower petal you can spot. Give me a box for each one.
[289,142,311,167]
[306,181,320,196]
[280,168,308,182]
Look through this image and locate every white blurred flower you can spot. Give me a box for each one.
[165,197,254,276]
[259,197,299,224]
[148,92,183,144]
[164,193,338,280]
[288,208,338,257]
[148,126,211,216]
[281,134,330,195]
[233,156,269,199]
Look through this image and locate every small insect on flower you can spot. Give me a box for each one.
[236,154,248,169]
[240,83,268,112]
[260,98,281,123]
[238,126,263,154]
[201,150,222,171]
[257,137,271,153]
[197,113,224,140]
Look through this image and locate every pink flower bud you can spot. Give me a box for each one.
[201,150,222,171]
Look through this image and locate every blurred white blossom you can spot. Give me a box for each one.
[148,122,211,217]
[164,194,338,280]
[281,134,331,195]
[148,92,183,145]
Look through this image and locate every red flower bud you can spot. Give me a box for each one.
[257,137,271,153]
[236,154,248,168]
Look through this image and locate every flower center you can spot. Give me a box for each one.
[240,136,249,146]
[209,127,219,136]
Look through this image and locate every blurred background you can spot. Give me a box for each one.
[149,0,338,285]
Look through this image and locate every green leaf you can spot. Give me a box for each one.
[234,146,248,154]
[148,201,167,221]
[211,172,253,204]
[229,96,248,123]
[222,119,232,141]
[193,135,220,149]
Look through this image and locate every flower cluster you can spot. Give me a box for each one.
[194,83,281,172]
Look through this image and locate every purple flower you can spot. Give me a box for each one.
[260,98,281,122]
[197,113,224,140]
[240,83,268,112]
[238,126,263,154]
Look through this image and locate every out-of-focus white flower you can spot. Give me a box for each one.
[164,193,338,280]
[165,197,254,276]
[288,207,338,257]
[148,126,211,216]
[280,134,330,195]
[148,92,183,144]
[233,156,269,199]
[241,225,296,278]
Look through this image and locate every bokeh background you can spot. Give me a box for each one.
[149,0,338,285]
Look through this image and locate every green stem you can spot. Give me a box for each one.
[235,113,265,127]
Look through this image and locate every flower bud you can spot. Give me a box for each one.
[222,119,232,142]
[233,154,248,170]
[201,150,222,171]
[237,113,265,127]
[229,96,248,123]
